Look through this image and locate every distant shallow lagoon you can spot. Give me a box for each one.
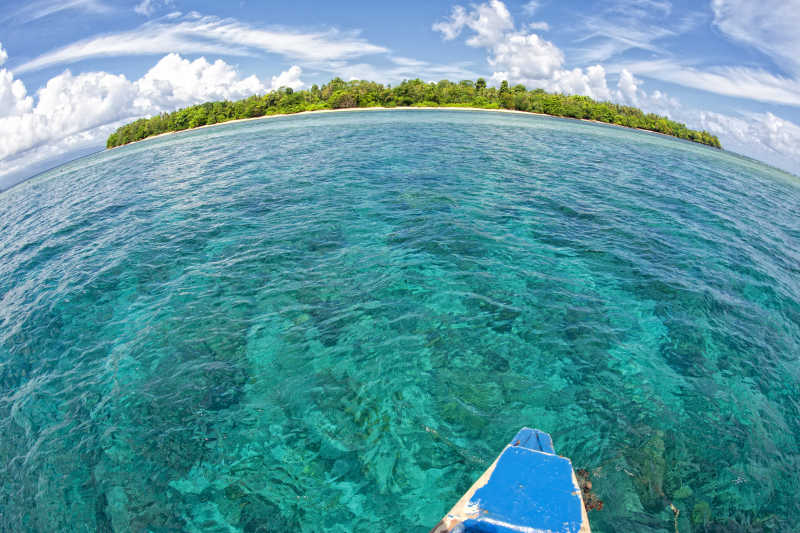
[1,110,798,532]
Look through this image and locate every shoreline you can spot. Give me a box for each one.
[108,106,698,150]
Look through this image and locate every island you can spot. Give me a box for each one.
[106,78,722,149]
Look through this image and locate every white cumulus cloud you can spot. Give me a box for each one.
[488,32,564,80]
[135,53,266,110]
[431,1,800,174]
[268,65,304,91]
[0,50,303,188]
[0,69,136,178]
[614,68,680,117]
[0,43,35,120]
[0,68,35,118]
[550,65,612,101]
[616,69,641,106]
[433,0,610,99]
[434,0,515,47]
[700,111,800,162]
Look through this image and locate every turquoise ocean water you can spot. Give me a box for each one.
[0,110,798,532]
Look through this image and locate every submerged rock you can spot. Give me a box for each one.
[629,431,667,512]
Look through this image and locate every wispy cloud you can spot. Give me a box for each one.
[522,1,541,16]
[4,0,111,24]
[575,0,800,109]
[563,0,704,67]
[607,0,672,17]
[616,60,800,107]
[711,0,800,77]
[329,58,478,84]
[134,0,173,17]
[571,16,675,64]
[520,1,549,31]
[14,13,388,74]
[526,21,550,31]
[390,56,429,68]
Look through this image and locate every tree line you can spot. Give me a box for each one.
[106,78,722,149]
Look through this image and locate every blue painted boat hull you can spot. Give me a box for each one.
[431,428,591,533]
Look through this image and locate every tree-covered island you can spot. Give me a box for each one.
[106,77,722,149]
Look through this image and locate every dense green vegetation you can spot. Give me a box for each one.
[107,77,722,149]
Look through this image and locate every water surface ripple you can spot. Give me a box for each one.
[1,110,799,532]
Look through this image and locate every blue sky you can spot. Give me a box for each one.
[2,0,800,189]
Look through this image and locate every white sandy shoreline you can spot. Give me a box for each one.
[107,105,693,150]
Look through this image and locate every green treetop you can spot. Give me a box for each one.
[106,78,722,150]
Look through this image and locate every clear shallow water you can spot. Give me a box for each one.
[1,109,799,533]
